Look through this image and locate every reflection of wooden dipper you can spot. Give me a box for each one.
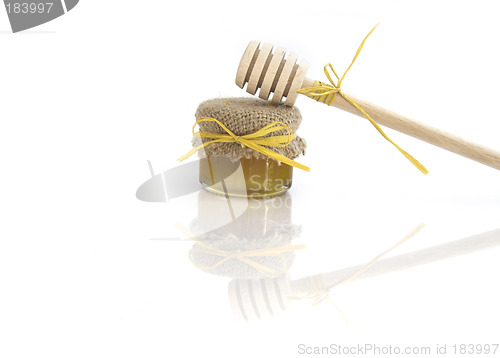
[229,227,500,322]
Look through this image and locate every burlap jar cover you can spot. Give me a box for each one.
[191,97,307,163]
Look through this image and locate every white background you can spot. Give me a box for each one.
[1,1,500,357]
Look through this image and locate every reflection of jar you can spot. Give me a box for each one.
[193,97,306,198]
[189,190,301,279]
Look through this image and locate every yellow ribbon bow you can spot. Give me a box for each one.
[178,117,310,172]
[297,24,429,175]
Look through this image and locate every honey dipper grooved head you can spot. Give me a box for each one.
[236,41,309,106]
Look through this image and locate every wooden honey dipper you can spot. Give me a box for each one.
[236,39,500,171]
[228,227,500,321]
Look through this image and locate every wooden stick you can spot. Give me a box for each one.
[330,91,500,171]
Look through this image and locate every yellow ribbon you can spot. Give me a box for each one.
[297,24,429,175]
[178,224,307,278]
[178,117,310,172]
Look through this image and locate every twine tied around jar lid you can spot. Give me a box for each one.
[178,98,309,171]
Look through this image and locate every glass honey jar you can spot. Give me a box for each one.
[199,155,293,198]
[189,97,306,198]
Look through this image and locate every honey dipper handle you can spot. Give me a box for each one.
[315,87,500,171]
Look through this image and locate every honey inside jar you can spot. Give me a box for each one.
[199,155,293,198]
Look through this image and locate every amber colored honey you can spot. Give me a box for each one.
[199,155,293,198]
